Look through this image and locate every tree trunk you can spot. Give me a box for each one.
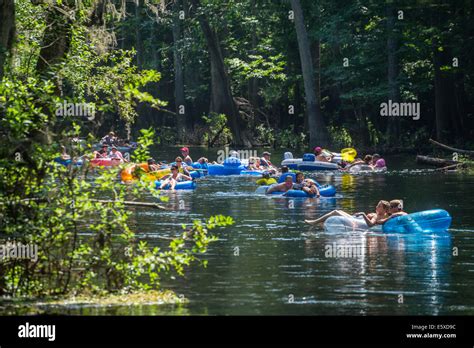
[135,0,143,69]
[172,0,186,142]
[0,0,15,79]
[290,0,328,148]
[248,0,259,111]
[191,0,244,146]
[433,42,452,143]
[416,155,458,167]
[386,2,400,144]
[36,3,73,78]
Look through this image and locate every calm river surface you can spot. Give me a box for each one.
[31,148,474,315]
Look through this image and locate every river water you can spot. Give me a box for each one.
[31,148,474,315]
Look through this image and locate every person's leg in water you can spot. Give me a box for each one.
[169,178,177,191]
[160,178,170,189]
[302,180,320,197]
[305,210,353,225]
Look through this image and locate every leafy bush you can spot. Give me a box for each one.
[275,126,307,149]
[202,113,233,146]
[327,125,353,149]
[0,77,234,298]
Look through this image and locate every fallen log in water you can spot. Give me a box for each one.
[416,155,459,167]
[89,199,170,210]
[435,163,468,171]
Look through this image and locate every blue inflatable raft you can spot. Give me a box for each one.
[154,180,196,190]
[382,209,452,233]
[255,182,336,198]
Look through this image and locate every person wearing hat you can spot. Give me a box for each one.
[313,146,333,162]
[371,153,386,169]
[109,145,127,163]
[180,147,193,165]
[94,144,109,159]
[101,131,118,146]
[260,151,277,173]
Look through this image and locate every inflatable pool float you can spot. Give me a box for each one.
[240,170,266,176]
[190,170,208,179]
[120,164,171,182]
[207,157,245,175]
[191,162,208,170]
[383,209,451,233]
[54,157,83,166]
[347,164,387,173]
[90,158,122,167]
[154,180,196,190]
[255,182,336,198]
[281,153,339,171]
[275,175,337,197]
[144,168,172,181]
[339,148,357,162]
[323,209,451,233]
[93,143,137,152]
[323,216,375,232]
[256,177,277,186]
[207,164,244,175]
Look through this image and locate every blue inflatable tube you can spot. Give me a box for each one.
[189,170,205,179]
[317,185,337,197]
[256,184,336,197]
[155,180,196,190]
[223,157,241,167]
[191,162,208,169]
[54,157,83,166]
[278,173,296,183]
[382,209,452,233]
[207,164,243,176]
[240,170,265,176]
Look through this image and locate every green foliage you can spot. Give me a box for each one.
[275,126,306,149]
[0,5,234,298]
[155,126,178,145]
[0,93,232,296]
[327,125,353,149]
[132,128,156,163]
[226,53,286,89]
[255,124,275,146]
[202,113,233,146]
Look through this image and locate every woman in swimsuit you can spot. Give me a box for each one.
[305,200,390,225]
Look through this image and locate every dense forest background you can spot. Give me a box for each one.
[1,0,473,151]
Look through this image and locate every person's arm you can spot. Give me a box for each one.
[160,174,171,181]
[354,212,377,227]
[118,152,128,162]
[313,185,320,197]
[373,213,405,225]
[180,173,192,181]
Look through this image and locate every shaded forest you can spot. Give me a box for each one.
[1,0,473,151]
